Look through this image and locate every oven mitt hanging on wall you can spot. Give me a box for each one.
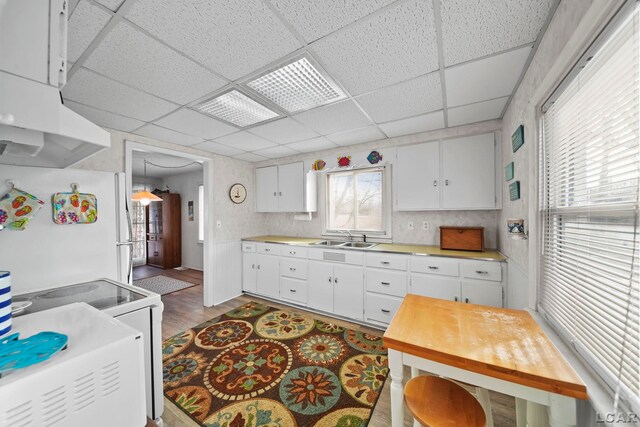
[0,188,45,231]
[52,192,98,224]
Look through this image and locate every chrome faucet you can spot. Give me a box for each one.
[337,230,354,241]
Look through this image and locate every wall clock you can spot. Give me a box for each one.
[229,183,247,204]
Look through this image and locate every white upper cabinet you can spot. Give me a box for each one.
[0,0,67,87]
[256,162,317,213]
[277,162,304,212]
[395,141,440,210]
[255,165,279,212]
[394,132,499,210]
[441,133,496,209]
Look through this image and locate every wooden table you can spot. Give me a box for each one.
[383,294,587,427]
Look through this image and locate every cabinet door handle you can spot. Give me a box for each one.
[328,277,332,283]
[290,267,296,271]
[445,179,449,186]
[381,309,390,313]
[465,298,469,303]
[273,192,277,196]
[454,297,458,302]
[433,180,438,187]
[251,264,255,269]
[475,270,488,274]
[334,277,338,284]
[279,192,282,196]
[265,248,270,252]
[381,281,390,286]
[428,266,439,270]
[380,261,390,265]
[290,289,297,293]
[289,251,296,255]
[257,265,261,270]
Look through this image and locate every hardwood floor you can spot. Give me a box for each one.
[132,265,203,286]
[158,285,517,427]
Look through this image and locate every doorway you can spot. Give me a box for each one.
[125,141,215,307]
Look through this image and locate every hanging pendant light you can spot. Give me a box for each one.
[132,160,162,206]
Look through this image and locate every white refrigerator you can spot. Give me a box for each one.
[0,164,132,292]
[0,164,164,423]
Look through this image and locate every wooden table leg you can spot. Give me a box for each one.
[389,349,405,427]
[548,394,577,427]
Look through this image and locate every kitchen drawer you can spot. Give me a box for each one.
[410,273,461,302]
[411,256,459,276]
[242,242,256,253]
[308,249,364,265]
[280,277,308,304]
[365,269,407,297]
[365,293,403,324]
[366,253,408,271]
[257,243,281,256]
[280,258,307,280]
[282,246,308,259]
[461,261,502,282]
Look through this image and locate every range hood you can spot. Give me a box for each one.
[0,0,111,168]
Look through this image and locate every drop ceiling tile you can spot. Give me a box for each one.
[215,131,277,152]
[95,0,124,11]
[441,0,554,66]
[294,100,372,135]
[311,1,438,95]
[327,126,385,146]
[447,97,509,127]
[356,73,442,123]
[62,68,179,121]
[67,0,111,63]
[235,152,269,162]
[65,100,145,132]
[125,0,301,80]
[270,0,396,43]
[84,22,226,104]
[135,125,205,146]
[191,141,244,157]
[445,46,532,107]
[154,109,237,140]
[379,111,445,137]
[248,118,318,144]
[253,145,299,159]
[286,137,337,153]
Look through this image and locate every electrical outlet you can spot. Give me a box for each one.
[407,221,414,231]
[422,221,430,231]
[216,220,222,228]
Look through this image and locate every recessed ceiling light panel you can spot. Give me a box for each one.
[247,57,346,113]
[194,90,279,127]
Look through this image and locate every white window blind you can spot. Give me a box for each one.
[540,5,640,414]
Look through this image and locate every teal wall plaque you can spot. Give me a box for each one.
[509,181,521,201]
[505,162,514,181]
[512,125,524,153]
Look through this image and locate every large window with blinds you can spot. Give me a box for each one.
[539,4,639,414]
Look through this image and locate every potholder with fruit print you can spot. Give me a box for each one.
[0,188,45,231]
[52,192,98,225]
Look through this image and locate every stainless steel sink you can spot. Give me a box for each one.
[341,242,378,249]
[312,240,347,246]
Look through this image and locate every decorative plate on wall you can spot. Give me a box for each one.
[229,183,247,204]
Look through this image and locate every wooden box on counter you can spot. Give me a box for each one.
[439,226,485,252]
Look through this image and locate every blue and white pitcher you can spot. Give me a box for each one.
[0,272,11,337]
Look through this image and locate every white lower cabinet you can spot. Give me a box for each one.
[308,261,364,321]
[256,254,279,298]
[241,241,506,328]
[242,252,257,293]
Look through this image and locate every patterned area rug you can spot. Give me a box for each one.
[133,275,197,296]
[163,301,389,427]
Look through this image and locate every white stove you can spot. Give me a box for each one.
[16,279,164,424]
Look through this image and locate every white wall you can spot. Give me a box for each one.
[161,170,204,270]
[255,120,503,248]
